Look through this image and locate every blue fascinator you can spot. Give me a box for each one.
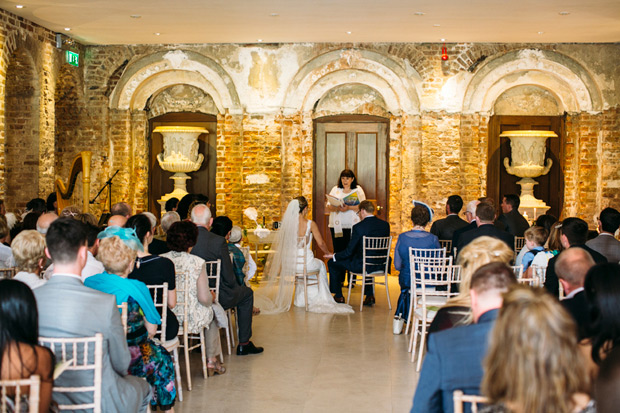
[412,200,435,222]
[97,226,144,252]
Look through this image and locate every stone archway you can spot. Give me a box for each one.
[5,47,40,210]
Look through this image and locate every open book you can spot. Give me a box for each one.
[342,191,361,206]
[326,194,344,207]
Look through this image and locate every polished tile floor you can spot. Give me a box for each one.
[176,276,418,413]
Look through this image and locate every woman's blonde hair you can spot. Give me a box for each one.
[12,230,46,273]
[447,236,513,309]
[482,286,589,413]
[96,236,136,275]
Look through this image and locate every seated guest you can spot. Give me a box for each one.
[12,230,47,290]
[159,211,180,240]
[86,226,177,411]
[0,279,54,413]
[229,225,257,282]
[411,262,516,413]
[141,211,169,255]
[43,223,105,280]
[110,202,132,219]
[162,221,226,375]
[429,236,513,334]
[190,204,263,355]
[520,226,548,272]
[76,212,98,227]
[586,207,620,263]
[0,215,15,268]
[165,197,179,213]
[21,212,40,231]
[59,205,80,219]
[211,215,247,286]
[582,262,620,381]
[126,214,179,341]
[497,194,530,237]
[46,192,57,214]
[430,195,468,241]
[594,347,620,413]
[516,213,557,266]
[481,286,594,413]
[394,203,440,321]
[556,248,595,340]
[451,200,479,253]
[35,218,150,412]
[25,198,46,215]
[457,202,513,254]
[35,212,57,235]
[545,218,606,297]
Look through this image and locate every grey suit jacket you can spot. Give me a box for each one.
[34,275,150,413]
[586,233,620,263]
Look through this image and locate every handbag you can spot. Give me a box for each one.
[393,314,404,335]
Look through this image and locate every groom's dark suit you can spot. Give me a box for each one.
[191,226,254,343]
[328,215,391,297]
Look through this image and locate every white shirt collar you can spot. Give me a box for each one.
[564,286,584,300]
[52,273,83,281]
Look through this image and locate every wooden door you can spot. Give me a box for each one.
[313,116,389,252]
[148,112,217,216]
[488,115,564,218]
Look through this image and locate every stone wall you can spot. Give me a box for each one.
[0,5,619,233]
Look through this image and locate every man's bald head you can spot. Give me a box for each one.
[107,214,127,228]
[556,247,595,289]
[190,204,212,227]
[36,212,58,235]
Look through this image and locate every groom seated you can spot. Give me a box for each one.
[326,200,391,305]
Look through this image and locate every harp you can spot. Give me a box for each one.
[55,151,92,213]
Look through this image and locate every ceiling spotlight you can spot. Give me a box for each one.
[441,38,445,42]
[16,5,24,8]
[559,11,570,15]
[414,12,425,16]
[270,13,279,17]
[346,31,352,35]
[130,15,142,19]
[538,31,544,35]
[257,39,263,42]
[154,32,161,36]
[433,24,441,27]
[64,27,71,31]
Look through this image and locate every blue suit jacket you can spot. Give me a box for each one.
[334,215,391,273]
[411,309,499,413]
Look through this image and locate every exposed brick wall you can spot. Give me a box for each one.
[601,108,620,208]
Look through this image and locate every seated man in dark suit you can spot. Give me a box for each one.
[411,262,517,413]
[556,247,595,340]
[497,194,530,237]
[457,202,514,253]
[190,204,263,356]
[545,217,607,297]
[451,200,479,255]
[430,195,468,242]
[586,207,620,263]
[35,218,151,412]
[326,200,391,306]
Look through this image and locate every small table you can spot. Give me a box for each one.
[246,230,279,280]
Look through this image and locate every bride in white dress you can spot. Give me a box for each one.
[254,196,353,314]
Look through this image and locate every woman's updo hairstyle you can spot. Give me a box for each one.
[296,196,308,214]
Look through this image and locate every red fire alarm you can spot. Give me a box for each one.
[441,43,448,61]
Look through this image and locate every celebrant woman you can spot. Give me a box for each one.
[326,169,366,254]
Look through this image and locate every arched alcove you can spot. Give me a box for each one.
[493,85,562,116]
[55,65,83,178]
[5,48,40,210]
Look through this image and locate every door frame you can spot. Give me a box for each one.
[312,115,390,252]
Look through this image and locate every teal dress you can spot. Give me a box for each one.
[85,272,177,410]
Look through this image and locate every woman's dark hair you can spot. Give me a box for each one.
[337,169,358,189]
[22,212,41,230]
[46,192,57,213]
[125,214,152,244]
[535,213,558,235]
[176,194,196,221]
[411,205,430,227]
[164,197,179,212]
[166,221,198,252]
[584,263,620,364]
[295,196,308,214]
[211,216,233,238]
[0,279,40,375]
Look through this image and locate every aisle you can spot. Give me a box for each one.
[177,276,417,413]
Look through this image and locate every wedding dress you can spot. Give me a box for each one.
[254,199,353,314]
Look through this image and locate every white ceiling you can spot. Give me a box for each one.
[0,0,619,45]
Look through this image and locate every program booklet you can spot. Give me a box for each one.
[342,191,361,206]
[326,194,344,207]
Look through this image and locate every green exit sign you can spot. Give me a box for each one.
[65,50,79,67]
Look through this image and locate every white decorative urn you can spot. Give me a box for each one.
[501,130,558,220]
[154,126,207,212]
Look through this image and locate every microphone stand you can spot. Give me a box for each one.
[90,169,120,212]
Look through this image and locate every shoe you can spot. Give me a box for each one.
[207,361,226,376]
[236,341,264,356]
[363,296,375,306]
[334,296,345,303]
